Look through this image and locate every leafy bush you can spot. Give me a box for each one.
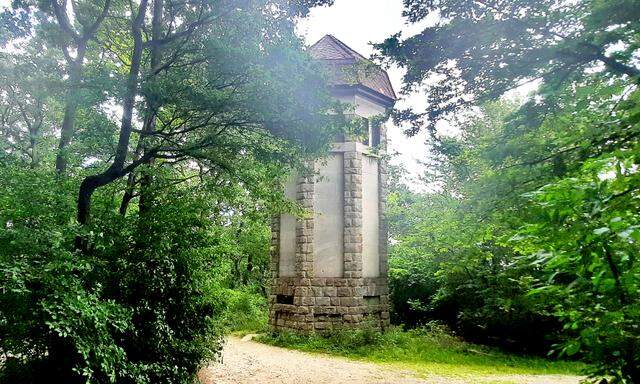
[387,84,640,381]
[0,168,225,383]
[517,148,640,383]
[219,288,269,334]
[387,188,562,354]
[259,320,396,355]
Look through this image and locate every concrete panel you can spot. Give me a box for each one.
[279,174,297,277]
[314,154,344,277]
[354,94,386,118]
[362,155,380,277]
[335,93,385,119]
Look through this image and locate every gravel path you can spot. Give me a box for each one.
[198,336,583,384]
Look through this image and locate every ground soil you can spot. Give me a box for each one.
[199,336,583,384]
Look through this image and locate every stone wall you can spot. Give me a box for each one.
[269,141,390,333]
[295,173,315,279]
[269,276,388,332]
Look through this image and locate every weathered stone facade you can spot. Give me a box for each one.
[268,144,390,332]
[268,34,394,333]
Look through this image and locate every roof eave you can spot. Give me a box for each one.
[332,84,396,109]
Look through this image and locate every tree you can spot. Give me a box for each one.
[0,52,57,168]
[68,0,338,228]
[48,0,112,174]
[381,1,640,380]
[515,89,640,383]
[0,0,338,382]
[377,0,640,134]
[386,103,563,354]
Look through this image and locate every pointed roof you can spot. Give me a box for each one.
[309,35,396,107]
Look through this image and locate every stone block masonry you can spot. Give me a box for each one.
[295,174,315,279]
[269,276,389,332]
[269,34,394,333]
[268,144,390,333]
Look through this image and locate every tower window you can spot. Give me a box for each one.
[362,118,370,146]
[371,121,381,148]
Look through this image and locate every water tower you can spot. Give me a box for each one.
[269,35,396,332]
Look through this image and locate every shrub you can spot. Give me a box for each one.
[219,288,269,334]
[0,168,225,383]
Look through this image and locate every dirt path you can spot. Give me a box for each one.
[199,337,582,384]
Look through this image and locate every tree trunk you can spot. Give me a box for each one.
[120,0,163,216]
[52,0,111,175]
[55,44,86,175]
[622,344,640,384]
[244,253,253,285]
[76,0,149,228]
[138,0,163,214]
[119,172,136,215]
[603,245,628,306]
[597,53,640,80]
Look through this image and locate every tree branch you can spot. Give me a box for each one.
[51,0,80,41]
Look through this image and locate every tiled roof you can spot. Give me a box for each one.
[309,35,397,104]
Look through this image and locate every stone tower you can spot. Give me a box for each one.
[269,35,396,332]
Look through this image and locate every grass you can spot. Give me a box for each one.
[257,322,587,380]
[219,288,269,335]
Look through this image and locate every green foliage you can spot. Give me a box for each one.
[0,165,127,383]
[387,88,640,380]
[386,101,565,353]
[382,0,640,381]
[259,324,584,378]
[377,0,640,133]
[516,141,640,381]
[387,183,560,354]
[0,0,337,383]
[219,288,269,334]
[0,166,226,383]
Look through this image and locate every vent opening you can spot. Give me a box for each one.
[276,294,294,305]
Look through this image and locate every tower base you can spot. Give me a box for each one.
[269,276,389,332]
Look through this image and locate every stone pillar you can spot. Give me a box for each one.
[377,123,390,327]
[295,173,315,279]
[343,150,363,279]
[268,216,279,330]
[342,150,365,325]
[269,215,280,281]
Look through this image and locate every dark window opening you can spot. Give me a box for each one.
[276,294,294,305]
[371,122,381,148]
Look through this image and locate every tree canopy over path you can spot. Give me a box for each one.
[378,1,640,383]
[1,0,640,383]
[0,0,341,382]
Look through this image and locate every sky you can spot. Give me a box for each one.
[297,0,433,182]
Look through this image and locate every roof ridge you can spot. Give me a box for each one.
[308,34,366,61]
[307,34,329,51]
[308,34,397,103]
[323,34,366,61]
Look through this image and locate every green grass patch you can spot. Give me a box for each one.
[257,322,586,379]
[219,288,268,335]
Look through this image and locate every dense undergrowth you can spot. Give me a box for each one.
[219,288,269,335]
